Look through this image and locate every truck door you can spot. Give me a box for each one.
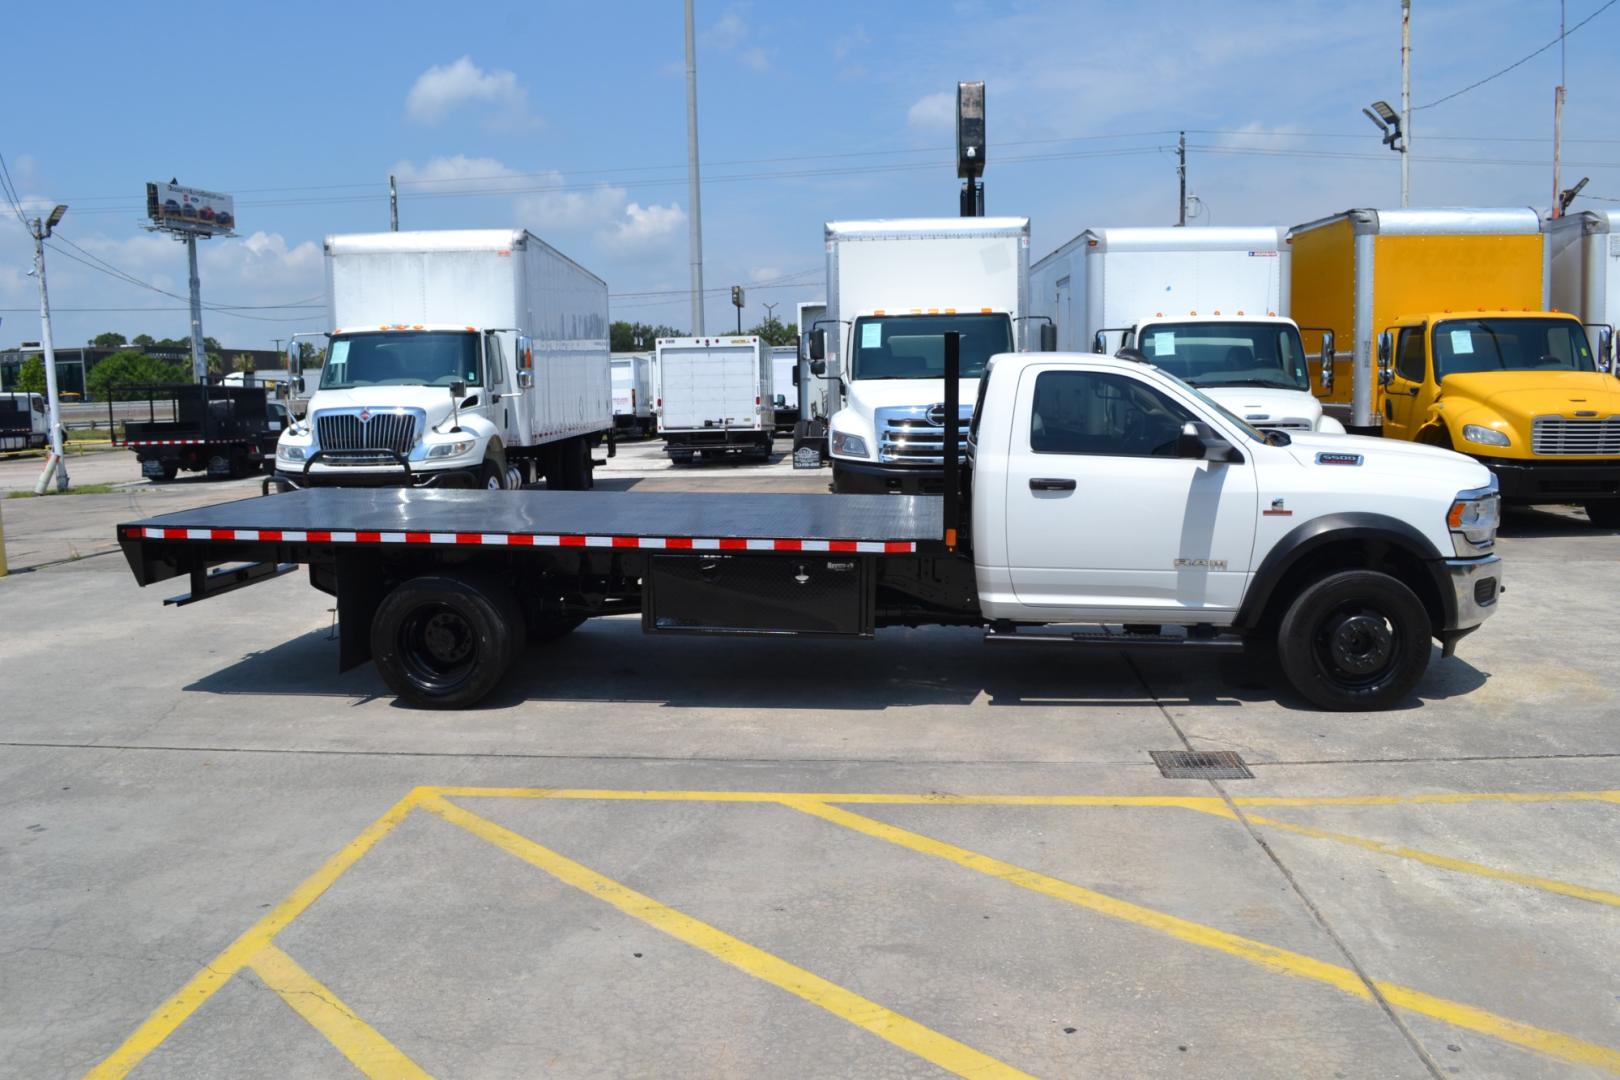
[482,332,514,441]
[1383,325,1427,441]
[1003,366,1258,614]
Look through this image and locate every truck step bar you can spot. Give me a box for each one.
[984,628,1245,651]
[164,561,299,607]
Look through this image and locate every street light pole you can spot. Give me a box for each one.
[185,234,207,383]
[30,206,70,493]
[684,0,706,335]
[1400,0,1411,207]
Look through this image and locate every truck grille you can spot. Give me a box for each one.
[875,404,973,465]
[315,409,421,460]
[1532,415,1620,456]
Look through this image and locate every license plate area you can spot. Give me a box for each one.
[643,554,872,636]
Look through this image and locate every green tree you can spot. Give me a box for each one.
[86,350,188,401]
[610,321,685,352]
[90,331,128,348]
[17,356,46,394]
[233,354,256,375]
[747,316,798,347]
[132,333,155,347]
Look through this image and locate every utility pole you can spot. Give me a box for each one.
[185,234,207,383]
[1177,131,1187,226]
[684,0,706,334]
[762,301,778,327]
[29,206,70,493]
[1552,0,1566,218]
[1400,0,1411,207]
[389,174,399,231]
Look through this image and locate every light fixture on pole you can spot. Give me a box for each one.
[1362,100,1408,207]
[1558,176,1589,215]
[30,205,70,493]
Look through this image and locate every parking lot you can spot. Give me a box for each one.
[3,441,1619,1079]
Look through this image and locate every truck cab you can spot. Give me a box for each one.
[1373,310,1620,525]
[275,325,553,490]
[0,392,48,451]
[1108,315,1344,434]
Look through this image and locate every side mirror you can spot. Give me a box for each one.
[810,359,827,377]
[1176,421,1208,460]
[1319,330,1335,393]
[286,343,301,378]
[1039,322,1057,352]
[809,329,826,361]
[791,365,800,386]
[1091,330,1106,355]
[1177,420,1239,463]
[449,379,467,399]
[295,377,306,394]
[517,370,534,389]
[1591,324,1614,374]
[1376,330,1394,386]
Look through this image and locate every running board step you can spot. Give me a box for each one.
[165,561,299,607]
[984,629,1244,651]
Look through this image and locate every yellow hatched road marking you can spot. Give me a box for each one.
[421,793,1031,1080]
[1244,812,1620,909]
[783,798,1620,1075]
[245,945,431,1079]
[83,790,424,1080]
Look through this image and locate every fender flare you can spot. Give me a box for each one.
[1235,512,1452,630]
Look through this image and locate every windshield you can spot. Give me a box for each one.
[1433,318,1596,379]
[1136,322,1309,391]
[319,332,481,390]
[849,313,1012,381]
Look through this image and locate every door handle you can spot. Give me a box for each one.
[1029,477,1076,491]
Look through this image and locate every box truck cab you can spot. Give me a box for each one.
[274,230,611,492]
[0,392,48,451]
[1290,207,1620,525]
[811,218,1035,494]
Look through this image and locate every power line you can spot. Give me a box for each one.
[1414,0,1618,110]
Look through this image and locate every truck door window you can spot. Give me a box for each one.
[1030,370,1193,458]
[486,336,505,386]
[1395,327,1426,382]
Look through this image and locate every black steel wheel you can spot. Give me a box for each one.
[370,575,523,708]
[1276,570,1431,711]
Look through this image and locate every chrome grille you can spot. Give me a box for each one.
[314,409,420,461]
[875,404,973,465]
[1532,415,1620,456]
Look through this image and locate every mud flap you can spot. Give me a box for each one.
[335,550,387,673]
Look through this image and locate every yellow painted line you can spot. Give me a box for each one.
[245,945,431,1079]
[431,786,1234,811]
[1231,790,1620,808]
[785,798,1620,1075]
[1244,813,1620,909]
[421,793,1030,1080]
[84,789,426,1080]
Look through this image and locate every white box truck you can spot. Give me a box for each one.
[0,392,48,451]
[655,335,773,464]
[273,229,612,491]
[808,218,1039,493]
[611,352,655,437]
[1548,208,1620,368]
[1030,226,1342,433]
[769,345,800,433]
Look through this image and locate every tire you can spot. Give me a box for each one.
[1584,501,1620,528]
[158,462,179,482]
[370,574,524,708]
[1276,569,1432,711]
[549,438,589,490]
[479,459,505,491]
[505,463,525,490]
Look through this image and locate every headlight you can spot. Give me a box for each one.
[832,430,869,458]
[1462,424,1511,447]
[1448,481,1500,555]
[425,439,476,459]
[277,445,305,461]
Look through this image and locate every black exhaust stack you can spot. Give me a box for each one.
[942,331,961,550]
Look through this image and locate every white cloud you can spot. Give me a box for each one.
[405,57,538,129]
[701,8,748,49]
[600,203,687,253]
[906,92,955,135]
[749,266,781,283]
[833,26,869,62]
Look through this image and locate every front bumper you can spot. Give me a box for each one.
[831,459,951,495]
[272,464,479,490]
[1468,456,1620,503]
[1442,554,1503,632]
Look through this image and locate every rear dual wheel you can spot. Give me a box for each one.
[371,574,526,709]
[1276,570,1431,711]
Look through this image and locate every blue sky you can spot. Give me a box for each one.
[4,0,1618,350]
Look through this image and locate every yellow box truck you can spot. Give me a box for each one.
[1289,208,1619,526]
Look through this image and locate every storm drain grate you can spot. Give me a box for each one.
[1150,750,1253,780]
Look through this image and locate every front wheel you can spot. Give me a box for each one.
[479,459,506,491]
[1276,569,1431,711]
[371,575,524,708]
[1584,501,1620,528]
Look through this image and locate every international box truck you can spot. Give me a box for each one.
[117,336,1503,712]
[1030,226,1342,433]
[808,218,1047,494]
[273,230,612,492]
[1289,208,1620,525]
[611,352,655,438]
[655,335,773,464]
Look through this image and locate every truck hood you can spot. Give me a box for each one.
[1280,430,1491,487]
[307,387,464,431]
[1438,371,1620,419]
[1201,386,1322,426]
[845,378,979,416]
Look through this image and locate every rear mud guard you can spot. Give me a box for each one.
[335,550,388,673]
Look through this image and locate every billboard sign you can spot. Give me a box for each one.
[145,181,236,235]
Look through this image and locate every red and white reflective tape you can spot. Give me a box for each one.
[125,438,255,447]
[122,525,916,554]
